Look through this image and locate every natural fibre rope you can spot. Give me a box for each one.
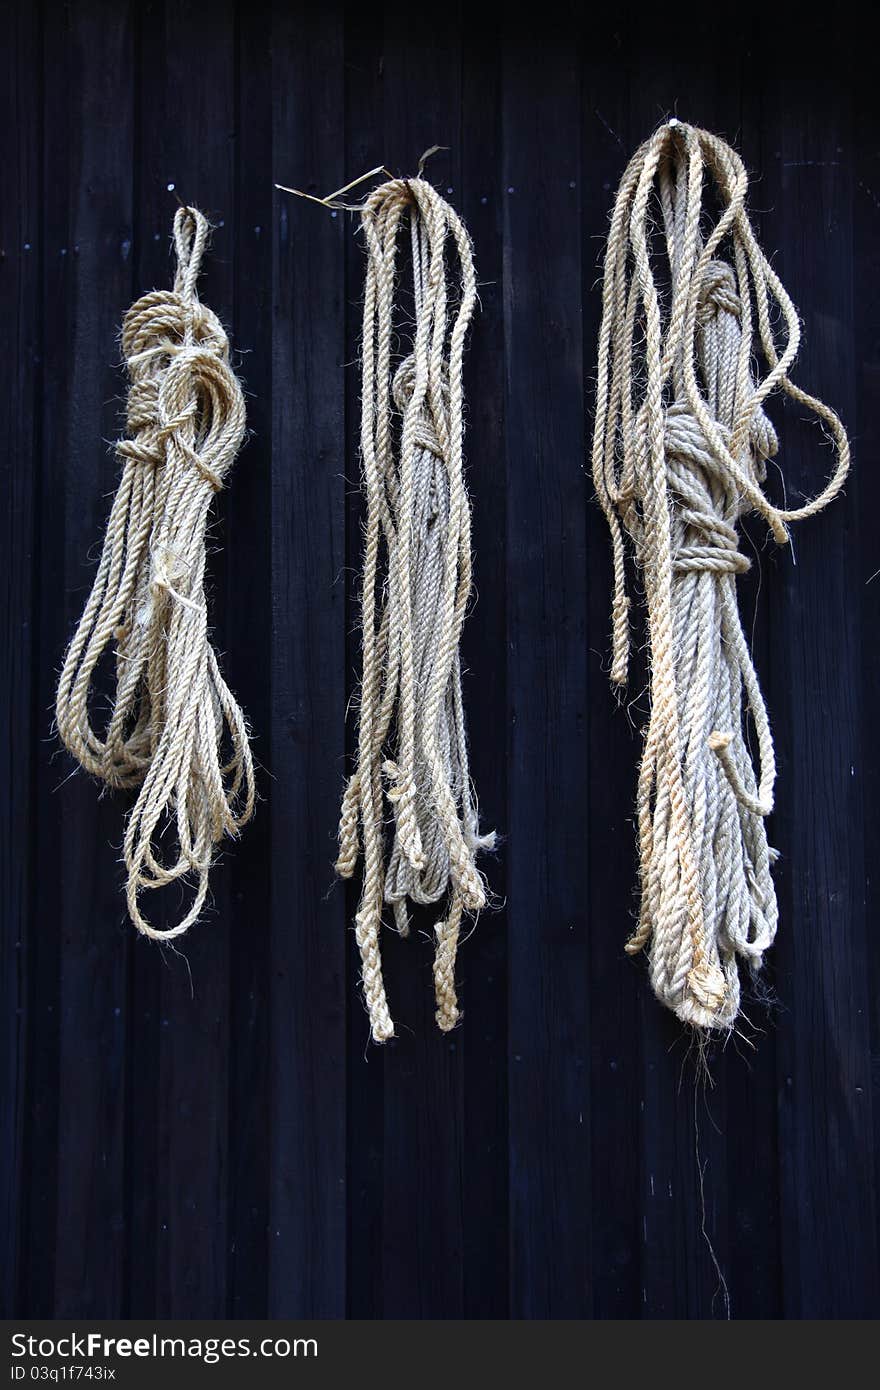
[592,121,850,1031]
[336,176,493,1041]
[56,207,254,939]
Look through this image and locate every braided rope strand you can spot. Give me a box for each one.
[56,207,254,939]
[591,122,850,1030]
[338,177,493,1041]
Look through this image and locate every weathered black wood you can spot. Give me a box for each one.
[853,36,880,1321]
[226,0,274,1319]
[582,16,643,1320]
[268,2,348,1319]
[342,7,387,1323]
[123,0,167,1321]
[135,0,239,1319]
[623,20,741,1320]
[761,35,878,1318]
[459,27,510,1322]
[502,29,591,1318]
[39,0,136,1318]
[2,0,878,1322]
[375,10,470,1322]
[725,50,787,1322]
[0,0,40,1320]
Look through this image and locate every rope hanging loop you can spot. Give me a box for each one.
[337,174,494,1042]
[56,207,255,939]
[591,120,850,1030]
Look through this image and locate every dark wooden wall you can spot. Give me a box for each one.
[2,0,878,1319]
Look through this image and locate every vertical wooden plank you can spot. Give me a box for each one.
[621,22,765,1318]
[342,7,386,1321]
[725,46,786,1320]
[132,0,238,1318]
[459,19,510,1320]
[852,33,880,1304]
[581,14,643,1320]
[226,0,274,1317]
[0,0,40,1317]
[123,0,165,1319]
[159,0,236,1318]
[761,33,879,1318]
[269,0,347,1318]
[43,0,135,1318]
[21,0,60,1316]
[502,28,591,1318]
[375,5,469,1321]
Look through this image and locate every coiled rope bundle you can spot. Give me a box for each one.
[591,121,850,1029]
[336,176,493,1041]
[56,207,254,939]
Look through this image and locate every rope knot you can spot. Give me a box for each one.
[662,404,750,576]
[696,258,740,324]
[122,291,227,376]
[392,356,446,459]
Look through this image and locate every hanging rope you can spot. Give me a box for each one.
[56,207,254,939]
[334,175,493,1041]
[591,121,850,1029]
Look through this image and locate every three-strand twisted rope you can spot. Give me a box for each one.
[337,177,493,1041]
[592,122,850,1029]
[56,207,254,939]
